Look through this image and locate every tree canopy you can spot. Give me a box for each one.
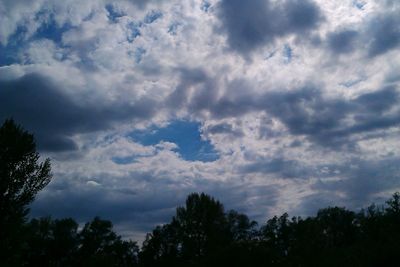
[0,119,52,265]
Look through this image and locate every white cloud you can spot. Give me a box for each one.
[1,0,400,241]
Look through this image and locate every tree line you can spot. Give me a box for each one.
[1,119,400,266]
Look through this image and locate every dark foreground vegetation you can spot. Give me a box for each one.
[1,119,400,267]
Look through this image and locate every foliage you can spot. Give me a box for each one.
[0,119,52,265]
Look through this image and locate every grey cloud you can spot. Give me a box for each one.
[262,86,400,148]
[206,122,244,137]
[240,157,312,179]
[210,95,256,118]
[327,30,359,54]
[166,68,209,109]
[367,13,400,57]
[199,82,400,149]
[282,156,400,216]
[208,79,257,118]
[180,69,400,150]
[30,170,281,239]
[354,86,398,112]
[127,0,165,9]
[240,155,400,217]
[216,0,323,56]
[309,157,400,211]
[297,191,347,216]
[0,73,158,151]
[261,87,350,137]
[325,11,400,57]
[206,122,233,134]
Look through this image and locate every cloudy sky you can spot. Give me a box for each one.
[1,0,400,240]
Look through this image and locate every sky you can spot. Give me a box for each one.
[1,0,400,241]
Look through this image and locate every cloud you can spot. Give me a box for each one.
[205,122,244,138]
[203,84,400,149]
[240,157,312,179]
[1,0,400,243]
[327,29,359,54]
[216,0,323,56]
[366,12,400,57]
[0,73,158,151]
[303,157,400,212]
[30,169,281,240]
[324,5,400,58]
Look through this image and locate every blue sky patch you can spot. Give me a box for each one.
[283,44,292,64]
[339,77,365,88]
[201,1,211,12]
[33,13,71,44]
[353,0,366,10]
[134,47,146,63]
[105,4,126,22]
[129,120,219,162]
[168,22,181,35]
[127,22,141,42]
[144,10,163,24]
[0,45,18,66]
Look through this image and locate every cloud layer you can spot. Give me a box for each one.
[1,0,400,241]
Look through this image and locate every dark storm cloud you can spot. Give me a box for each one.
[0,73,157,151]
[216,0,323,56]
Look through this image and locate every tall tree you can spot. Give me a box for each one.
[77,217,139,267]
[0,119,52,265]
[174,193,230,263]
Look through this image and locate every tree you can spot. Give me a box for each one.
[140,193,260,266]
[140,224,181,267]
[386,192,400,216]
[25,217,79,266]
[0,119,52,264]
[173,193,230,263]
[77,217,139,266]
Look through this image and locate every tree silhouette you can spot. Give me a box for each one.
[174,193,229,261]
[77,217,139,267]
[140,193,259,267]
[0,119,52,265]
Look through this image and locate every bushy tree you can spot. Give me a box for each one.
[77,217,139,267]
[140,193,257,267]
[0,119,52,265]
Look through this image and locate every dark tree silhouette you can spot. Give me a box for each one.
[140,193,257,267]
[77,217,139,267]
[25,217,79,266]
[174,193,230,261]
[0,119,52,265]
